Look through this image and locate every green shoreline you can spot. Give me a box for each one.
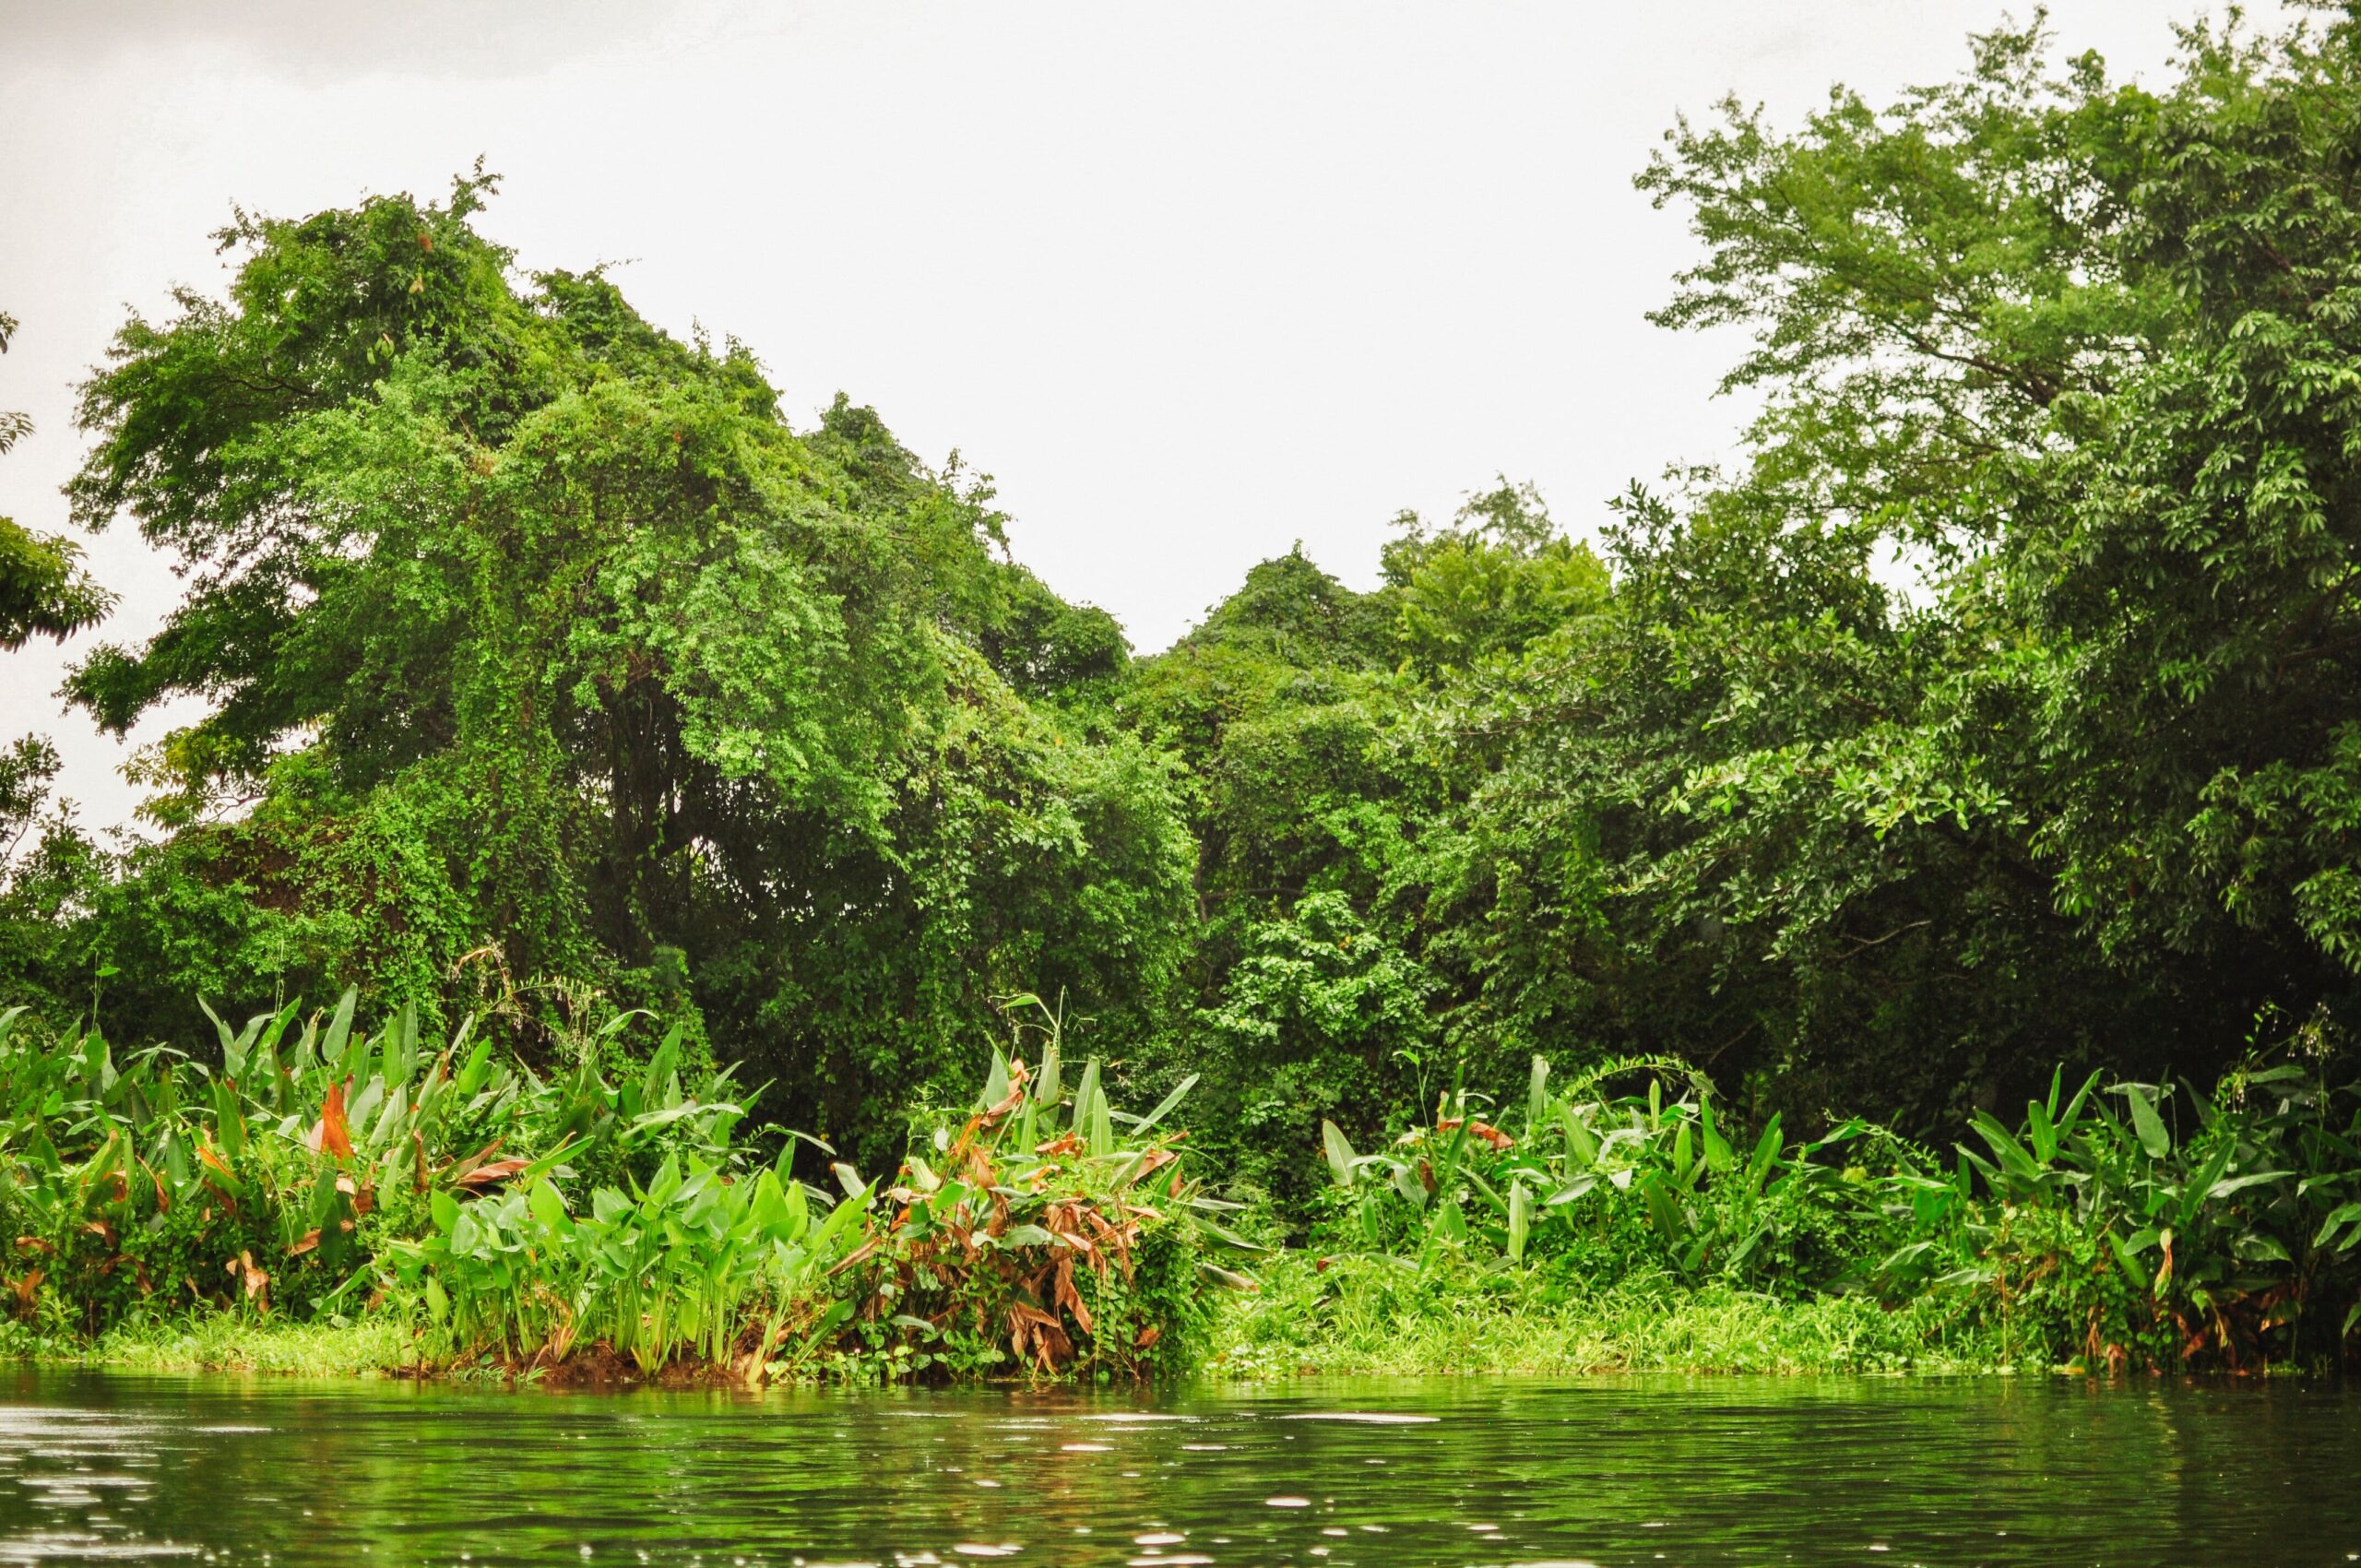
[3,1263,2120,1384]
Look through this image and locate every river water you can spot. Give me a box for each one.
[0,1370,2353,1565]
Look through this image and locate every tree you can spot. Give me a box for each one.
[0,309,109,649]
[1123,492,1617,1199]
[1464,7,2361,1123]
[58,172,1191,1163]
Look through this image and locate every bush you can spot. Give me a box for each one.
[835,999,1254,1381]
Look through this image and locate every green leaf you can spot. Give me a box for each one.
[1544,1173,1599,1206]
[1321,1120,1358,1189]
[1129,1074,1199,1137]
[1970,1111,2041,1182]
[810,1185,867,1251]
[1088,1084,1114,1158]
[2205,1170,2292,1202]
[978,1048,1012,1112]
[1699,1096,1732,1173]
[2235,1232,2291,1265]
[2314,1201,2361,1252]
[2121,1083,2172,1160]
[1641,1179,1685,1248]
[1430,1200,1467,1245]
[1033,1038,1062,1113]
[1747,1115,1785,1191]
[629,1100,738,1135]
[1560,1105,1598,1167]
[2107,1230,2150,1290]
[2025,1099,2057,1164]
[2056,1070,2101,1136]
[1879,1239,1936,1276]
[321,987,359,1069]
[455,1037,494,1099]
[797,1301,857,1361]
[528,1178,573,1236]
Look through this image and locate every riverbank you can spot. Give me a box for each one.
[6,995,2354,1384]
[5,1313,414,1377]
[1207,1253,2011,1378]
[8,1259,2024,1383]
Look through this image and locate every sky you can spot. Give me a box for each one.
[0,0,2276,835]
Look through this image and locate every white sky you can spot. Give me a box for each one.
[0,0,2270,835]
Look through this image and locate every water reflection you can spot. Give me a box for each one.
[0,1370,2354,1566]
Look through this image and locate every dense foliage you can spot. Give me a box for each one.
[0,991,1226,1381]
[9,10,2361,1373]
[1125,10,2361,1206]
[6,170,1189,1168]
[1282,1048,2361,1373]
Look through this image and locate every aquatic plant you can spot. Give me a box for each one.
[1935,1060,2361,1371]
[1316,1054,1905,1290]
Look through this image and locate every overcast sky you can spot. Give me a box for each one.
[0,0,2272,834]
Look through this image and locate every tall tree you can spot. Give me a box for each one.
[58,172,1190,1161]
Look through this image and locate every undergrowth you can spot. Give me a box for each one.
[1211,1253,1991,1378]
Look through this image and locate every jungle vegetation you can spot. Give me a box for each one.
[9,11,2361,1375]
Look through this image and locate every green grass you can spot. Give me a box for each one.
[1207,1253,2005,1379]
[31,1313,421,1378]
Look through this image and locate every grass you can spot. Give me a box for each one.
[25,1313,421,1377]
[1206,1253,2004,1379]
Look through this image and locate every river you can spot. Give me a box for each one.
[0,1370,2354,1565]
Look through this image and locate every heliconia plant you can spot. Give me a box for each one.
[834,993,1263,1380]
[0,989,1252,1384]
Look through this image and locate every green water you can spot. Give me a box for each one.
[0,1371,2354,1565]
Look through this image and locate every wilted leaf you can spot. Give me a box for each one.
[451,1158,531,1191]
[309,1080,354,1160]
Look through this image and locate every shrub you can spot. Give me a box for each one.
[836,998,1258,1381]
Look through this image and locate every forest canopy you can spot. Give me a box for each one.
[10,11,2361,1211]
